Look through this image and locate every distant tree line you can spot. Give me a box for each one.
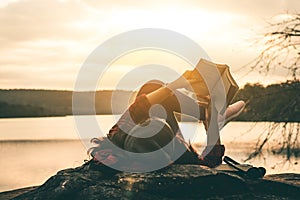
[0,90,136,118]
[234,80,300,122]
[0,80,299,122]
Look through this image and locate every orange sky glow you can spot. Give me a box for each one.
[0,0,299,90]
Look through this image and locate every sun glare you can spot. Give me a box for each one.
[97,50,193,90]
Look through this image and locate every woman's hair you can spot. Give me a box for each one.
[123,118,175,153]
[89,118,175,154]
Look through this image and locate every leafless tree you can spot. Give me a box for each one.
[251,13,300,79]
[245,13,300,162]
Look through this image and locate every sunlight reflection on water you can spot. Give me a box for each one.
[0,116,298,192]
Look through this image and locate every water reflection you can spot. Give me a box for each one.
[0,117,298,192]
[0,140,87,192]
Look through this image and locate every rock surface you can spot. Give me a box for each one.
[1,162,300,200]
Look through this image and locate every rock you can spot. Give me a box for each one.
[265,173,300,187]
[2,162,300,200]
[0,186,37,200]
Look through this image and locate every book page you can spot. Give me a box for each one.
[189,59,239,111]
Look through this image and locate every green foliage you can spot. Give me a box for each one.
[235,80,300,122]
[0,101,46,118]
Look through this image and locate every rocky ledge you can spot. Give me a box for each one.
[1,162,299,200]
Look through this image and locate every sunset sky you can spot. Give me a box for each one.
[0,0,299,90]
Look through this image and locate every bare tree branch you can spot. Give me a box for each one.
[249,13,300,80]
[245,13,300,161]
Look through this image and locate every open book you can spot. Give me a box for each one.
[184,59,239,108]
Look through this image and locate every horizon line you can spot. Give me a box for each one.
[0,79,298,92]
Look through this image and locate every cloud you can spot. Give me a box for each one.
[0,0,298,89]
[0,0,91,46]
[82,0,299,18]
[0,0,95,89]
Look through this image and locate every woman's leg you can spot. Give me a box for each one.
[136,80,205,137]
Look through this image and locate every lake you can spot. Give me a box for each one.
[0,116,299,192]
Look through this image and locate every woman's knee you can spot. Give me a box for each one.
[136,80,165,96]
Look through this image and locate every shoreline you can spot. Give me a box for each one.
[0,115,299,123]
[0,186,38,200]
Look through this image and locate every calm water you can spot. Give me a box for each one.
[0,116,299,192]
